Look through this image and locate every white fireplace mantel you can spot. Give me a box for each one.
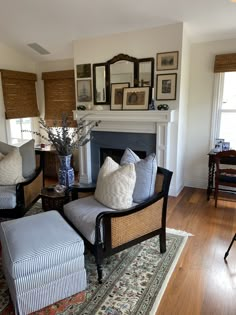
[73,110,176,184]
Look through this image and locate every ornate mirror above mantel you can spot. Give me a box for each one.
[93,53,154,105]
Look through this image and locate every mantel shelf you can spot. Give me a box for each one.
[73,110,175,123]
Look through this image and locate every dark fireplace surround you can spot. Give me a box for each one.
[90,131,156,182]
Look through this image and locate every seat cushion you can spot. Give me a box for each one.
[0,185,16,209]
[0,210,84,279]
[64,195,115,244]
[120,148,157,203]
[94,156,136,210]
[0,139,36,178]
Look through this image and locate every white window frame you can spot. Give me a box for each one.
[6,118,33,145]
[211,72,236,150]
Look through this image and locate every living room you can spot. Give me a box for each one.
[0,1,236,314]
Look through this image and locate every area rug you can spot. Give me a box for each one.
[0,204,189,315]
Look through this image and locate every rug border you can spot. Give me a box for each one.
[149,233,188,315]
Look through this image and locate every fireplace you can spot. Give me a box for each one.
[90,131,152,182]
[74,110,175,192]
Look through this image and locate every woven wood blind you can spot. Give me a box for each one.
[42,70,76,126]
[1,70,39,119]
[214,53,236,73]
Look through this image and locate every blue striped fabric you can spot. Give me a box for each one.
[0,210,84,278]
[0,185,16,209]
[0,210,87,315]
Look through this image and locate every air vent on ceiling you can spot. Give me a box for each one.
[27,43,50,55]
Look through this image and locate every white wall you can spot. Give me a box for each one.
[175,26,191,195]
[0,42,37,142]
[185,37,236,188]
[73,23,185,196]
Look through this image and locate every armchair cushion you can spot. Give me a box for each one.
[0,139,36,178]
[64,196,115,244]
[0,148,25,185]
[120,148,157,203]
[0,186,16,209]
[94,156,136,210]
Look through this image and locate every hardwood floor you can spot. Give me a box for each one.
[157,187,236,315]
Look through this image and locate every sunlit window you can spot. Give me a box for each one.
[7,118,33,145]
[215,72,236,149]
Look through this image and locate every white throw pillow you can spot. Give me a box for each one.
[95,156,136,210]
[0,148,25,185]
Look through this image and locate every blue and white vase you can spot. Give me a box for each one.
[58,154,75,187]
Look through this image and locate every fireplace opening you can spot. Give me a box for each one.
[100,148,146,166]
[90,131,156,182]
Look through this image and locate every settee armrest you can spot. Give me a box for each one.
[94,167,172,250]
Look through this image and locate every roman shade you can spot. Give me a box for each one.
[1,70,39,119]
[214,53,236,73]
[42,70,76,126]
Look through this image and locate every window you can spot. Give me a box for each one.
[7,118,33,145]
[212,72,236,149]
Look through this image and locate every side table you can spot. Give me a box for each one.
[70,182,96,200]
[41,186,70,214]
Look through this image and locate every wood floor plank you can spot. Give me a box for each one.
[157,187,236,315]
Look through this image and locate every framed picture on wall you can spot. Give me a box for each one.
[77,80,92,102]
[76,64,91,78]
[156,51,179,71]
[156,73,177,100]
[122,87,149,110]
[111,82,130,110]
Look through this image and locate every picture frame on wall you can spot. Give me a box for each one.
[76,64,91,78]
[122,87,149,110]
[111,82,130,110]
[77,79,92,102]
[156,51,179,71]
[156,73,177,100]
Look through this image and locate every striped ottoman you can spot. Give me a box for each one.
[0,210,86,315]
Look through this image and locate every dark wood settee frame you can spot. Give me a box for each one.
[67,166,173,283]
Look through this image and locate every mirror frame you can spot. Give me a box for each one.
[93,53,154,105]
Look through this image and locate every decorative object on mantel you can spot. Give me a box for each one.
[149,87,155,110]
[77,105,86,110]
[157,104,169,111]
[22,114,100,187]
[123,87,149,110]
[111,82,130,110]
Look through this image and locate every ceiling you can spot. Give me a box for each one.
[0,0,236,62]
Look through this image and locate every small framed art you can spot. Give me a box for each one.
[156,51,179,71]
[222,142,230,151]
[123,87,149,110]
[156,73,177,100]
[76,64,91,78]
[111,82,130,110]
[77,80,92,102]
[214,138,224,152]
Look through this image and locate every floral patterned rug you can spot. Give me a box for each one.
[0,204,188,315]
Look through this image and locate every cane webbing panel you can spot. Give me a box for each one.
[111,199,163,248]
[214,53,236,73]
[155,173,164,193]
[23,172,43,207]
[42,70,76,126]
[1,70,39,119]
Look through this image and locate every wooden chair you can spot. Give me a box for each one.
[64,166,173,283]
[214,150,236,207]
